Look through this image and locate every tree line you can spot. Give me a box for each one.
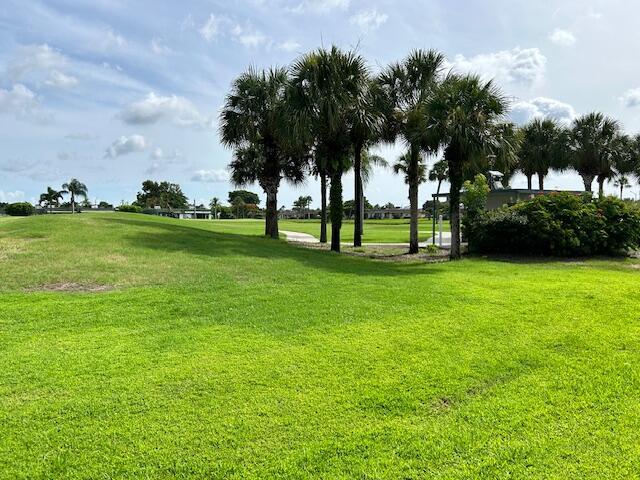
[220,46,640,259]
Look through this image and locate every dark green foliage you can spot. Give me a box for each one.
[467,193,640,256]
[118,204,143,213]
[5,202,35,216]
[227,190,260,205]
[135,180,188,209]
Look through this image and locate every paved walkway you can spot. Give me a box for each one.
[282,230,452,248]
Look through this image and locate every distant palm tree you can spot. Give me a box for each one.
[39,187,65,213]
[428,159,449,198]
[209,197,220,219]
[61,178,88,214]
[569,112,620,195]
[393,152,427,186]
[220,67,306,239]
[426,74,516,259]
[613,175,631,199]
[290,46,370,252]
[378,49,446,253]
[518,118,569,190]
[352,151,388,238]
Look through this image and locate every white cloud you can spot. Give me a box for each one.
[0,190,25,203]
[291,0,350,14]
[200,14,222,42]
[511,97,577,125]
[549,29,576,46]
[349,9,388,31]
[277,40,302,52]
[44,71,78,89]
[150,147,183,160]
[120,93,213,129]
[448,47,547,87]
[104,29,126,48]
[151,37,172,55]
[0,84,51,122]
[621,87,640,108]
[232,24,269,48]
[104,135,148,158]
[191,169,230,183]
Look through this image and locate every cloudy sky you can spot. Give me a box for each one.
[1,0,640,207]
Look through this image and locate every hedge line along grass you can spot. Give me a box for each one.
[1,213,639,479]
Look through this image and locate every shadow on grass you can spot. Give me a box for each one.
[97,216,441,277]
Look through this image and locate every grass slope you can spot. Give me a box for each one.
[1,213,639,479]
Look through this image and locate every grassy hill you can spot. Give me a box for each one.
[1,213,639,479]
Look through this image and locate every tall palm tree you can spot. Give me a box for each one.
[378,49,446,253]
[613,175,631,199]
[518,118,569,190]
[569,112,620,194]
[349,150,388,239]
[348,79,385,246]
[39,187,65,213]
[61,178,88,213]
[425,74,514,259]
[310,153,329,243]
[289,46,370,252]
[220,67,306,239]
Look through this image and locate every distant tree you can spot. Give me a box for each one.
[209,197,221,219]
[517,119,568,190]
[98,201,113,209]
[293,195,313,218]
[613,175,631,199]
[136,180,188,209]
[61,178,88,213]
[232,196,246,219]
[39,187,65,213]
[383,202,396,209]
[227,190,260,206]
[428,159,449,198]
[393,152,427,186]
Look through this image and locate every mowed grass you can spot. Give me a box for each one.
[1,212,640,479]
[202,218,449,243]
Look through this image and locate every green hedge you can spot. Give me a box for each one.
[5,202,35,216]
[117,204,143,213]
[466,193,640,256]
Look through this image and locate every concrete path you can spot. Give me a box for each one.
[282,230,452,248]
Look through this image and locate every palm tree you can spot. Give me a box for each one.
[39,187,65,213]
[378,49,446,253]
[209,197,220,219]
[290,46,370,252]
[613,175,631,199]
[61,178,88,214]
[569,112,620,194]
[425,74,514,259]
[351,150,388,239]
[393,152,427,185]
[428,159,449,198]
[517,119,569,190]
[348,79,385,247]
[310,153,329,243]
[220,67,306,239]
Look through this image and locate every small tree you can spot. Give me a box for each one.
[462,174,490,223]
[210,197,221,219]
[61,179,89,213]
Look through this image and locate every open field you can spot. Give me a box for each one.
[203,218,450,243]
[1,213,640,479]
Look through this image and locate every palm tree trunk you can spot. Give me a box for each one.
[538,174,544,191]
[620,185,624,199]
[264,183,279,239]
[408,145,420,254]
[597,176,605,198]
[526,174,532,190]
[329,171,342,252]
[581,174,594,193]
[447,148,463,260]
[353,143,363,247]
[320,172,328,243]
[71,193,75,214]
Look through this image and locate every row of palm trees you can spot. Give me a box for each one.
[219,46,640,260]
[39,179,88,213]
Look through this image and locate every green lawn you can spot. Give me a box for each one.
[1,213,639,479]
[201,218,449,243]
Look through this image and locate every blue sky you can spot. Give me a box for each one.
[1,0,640,207]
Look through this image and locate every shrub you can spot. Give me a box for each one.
[5,202,35,216]
[118,204,143,213]
[467,193,640,256]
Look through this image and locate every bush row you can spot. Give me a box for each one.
[4,202,36,216]
[465,193,640,256]
[117,204,143,213]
